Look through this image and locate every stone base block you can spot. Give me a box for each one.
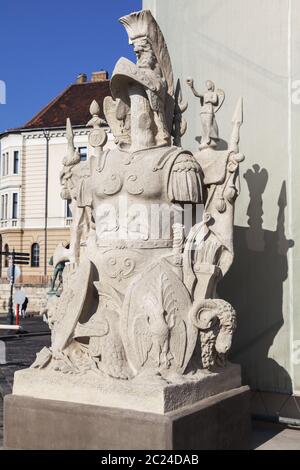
[4,386,251,450]
[12,362,241,414]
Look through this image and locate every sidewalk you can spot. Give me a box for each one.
[252,421,300,450]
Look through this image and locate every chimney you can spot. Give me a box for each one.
[76,73,87,84]
[91,70,108,82]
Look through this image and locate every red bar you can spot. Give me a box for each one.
[15,304,19,326]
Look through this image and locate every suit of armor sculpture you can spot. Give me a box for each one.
[18,9,245,413]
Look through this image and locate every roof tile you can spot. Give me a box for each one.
[22,80,111,130]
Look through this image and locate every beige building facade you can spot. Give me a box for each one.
[0,72,113,284]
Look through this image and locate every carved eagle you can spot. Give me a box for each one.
[133,272,187,370]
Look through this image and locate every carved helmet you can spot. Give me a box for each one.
[110,10,175,142]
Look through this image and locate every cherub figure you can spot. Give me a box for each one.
[186,78,225,149]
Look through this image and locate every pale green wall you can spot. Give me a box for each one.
[143,0,300,394]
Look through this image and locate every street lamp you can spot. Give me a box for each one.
[42,129,51,279]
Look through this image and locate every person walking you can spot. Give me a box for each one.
[21,296,28,318]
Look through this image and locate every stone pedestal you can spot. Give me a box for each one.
[4,386,251,450]
[12,362,242,414]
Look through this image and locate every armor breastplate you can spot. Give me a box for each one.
[92,146,177,200]
[77,145,202,296]
[85,147,183,243]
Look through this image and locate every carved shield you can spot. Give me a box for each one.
[52,259,93,353]
[121,258,197,375]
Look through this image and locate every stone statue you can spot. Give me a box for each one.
[186,78,225,149]
[15,9,245,414]
[49,260,66,295]
[48,243,70,295]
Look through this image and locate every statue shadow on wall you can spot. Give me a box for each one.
[218,164,294,394]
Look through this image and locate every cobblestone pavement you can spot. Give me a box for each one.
[0,316,50,448]
[0,316,50,397]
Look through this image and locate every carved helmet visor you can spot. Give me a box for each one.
[110,57,159,104]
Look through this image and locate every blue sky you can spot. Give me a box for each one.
[0,0,142,133]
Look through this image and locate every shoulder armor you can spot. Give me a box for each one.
[168,151,203,203]
[172,153,200,173]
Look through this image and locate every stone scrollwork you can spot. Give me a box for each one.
[125,174,144,195]
[103,173,123,195]
[105,256,136,282]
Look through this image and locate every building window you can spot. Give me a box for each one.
[78,147,87,161]
[4,194,8,219]
[2,152,9,176]
[1,194,8,219]
[4,243,9,267]
[66,199,72,218]
[13,151,19,174]
[1,196,3,219]
[2,153,5,176]
[31,243,40,267]
[12,193,18,219]
[0,234,2,277]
